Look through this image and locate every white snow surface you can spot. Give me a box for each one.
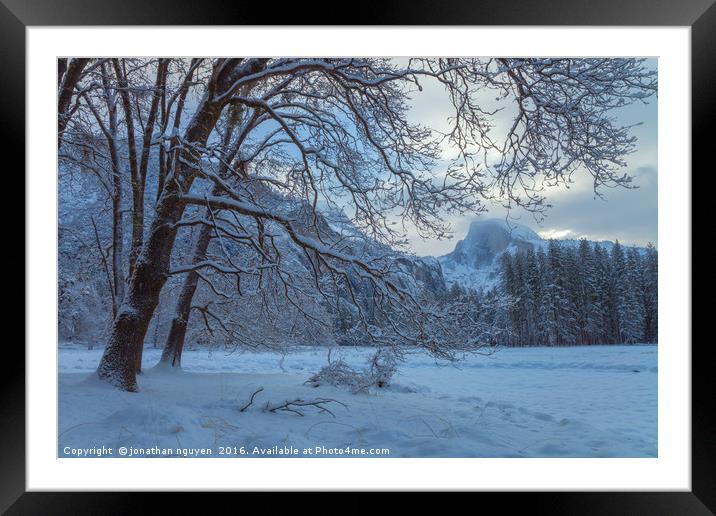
[59,343,657,458]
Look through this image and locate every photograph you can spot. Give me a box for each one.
[57,56,660,459]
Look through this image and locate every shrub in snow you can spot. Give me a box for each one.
[308,349,397,393]
[366,348,397,389]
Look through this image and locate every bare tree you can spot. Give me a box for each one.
[80,62,128,316]
[65,57,656,392]
[62,58,179,372]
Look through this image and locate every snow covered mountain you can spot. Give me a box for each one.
[438,219,541,291]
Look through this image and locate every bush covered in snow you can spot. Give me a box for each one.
[308,349,397,393]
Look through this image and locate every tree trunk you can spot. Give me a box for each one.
[97,186,184,391]
[57,58,68,87]
[96,98,223,391]
[159,206,215,368]
[110,161,125,316]
[112,59,146,285]
[132,59,168,375]
[58,58,89,146]
[103,69,125,316]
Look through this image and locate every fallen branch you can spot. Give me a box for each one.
[264,398,347,418]
[239,387,264,412]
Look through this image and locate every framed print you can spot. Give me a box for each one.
[4,0,713,512]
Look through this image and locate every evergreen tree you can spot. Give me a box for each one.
[449,281,464,301]
[620,247,646,342]
[611,241,642,343]
[544,240,577,345]
[641,243,658,342]
[494,239,657,346]
[576,239,604,344]
[593,243,616,343]
[522,247,543,346]
[499,252,522,346]
[534,248,553,345]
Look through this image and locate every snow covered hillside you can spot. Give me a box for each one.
[59,344,657,458]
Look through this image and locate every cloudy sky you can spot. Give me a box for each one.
[401,59,658,257]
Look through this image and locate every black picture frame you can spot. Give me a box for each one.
[3,0,712,512]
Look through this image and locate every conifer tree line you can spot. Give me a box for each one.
[446,240,658,347]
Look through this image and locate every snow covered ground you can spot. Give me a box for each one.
[59,343,657,458]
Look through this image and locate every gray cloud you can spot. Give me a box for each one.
[527,165,658,246]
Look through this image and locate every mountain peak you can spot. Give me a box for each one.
[436,218,541,290]
[465,218,541,242]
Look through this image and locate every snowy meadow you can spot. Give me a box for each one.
[59,343,657,458]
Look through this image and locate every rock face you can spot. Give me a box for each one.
[447,222,512,266]
[438,219,541,290]
[393,256,447,297]
[445,219,540,267]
